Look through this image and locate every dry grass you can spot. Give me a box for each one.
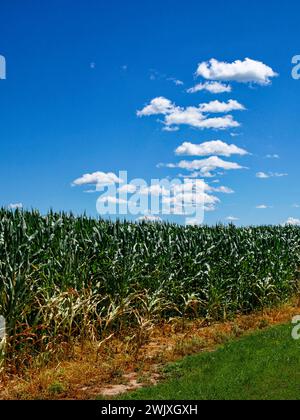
[0,299,299,400]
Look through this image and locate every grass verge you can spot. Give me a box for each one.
[121,323,300,400]
[0,302,299,400]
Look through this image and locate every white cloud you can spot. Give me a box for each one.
[148,69,183,86]
[164,110,239,130]
[198,99,245,113]
[155,179,222,214]
[172,179,211,194]
[186,218,203,226]
[285,217,300,226]
[137,97,175,117]
[118,184,137,194]
[175,140,248,157]
[256,204,272,209]
[256,172,269,179]
[162,125,180,132]
[99,196,128,205]
[137,97,240,131]
[165,156,245,175]
[187,81,232,94]
[266,154,280,159]
[168,77,184,86]
[212,186,234,194]
[140,185,169,196]
[72,172,123,188]
[173,178,234,194]
[256,172,288,179]
[196,58,278,85]
[83,189,97,193]
[292,204,300,208]
[137,215,162,223]
[226,216,239,221]
[9,203,23,209]
[162,191,219,207]
[177,171,216,179]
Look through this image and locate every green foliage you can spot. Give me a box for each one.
[0,209,299,370]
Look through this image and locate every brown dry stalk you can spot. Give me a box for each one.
[0,299,299,400]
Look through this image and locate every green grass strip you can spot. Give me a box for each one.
[121,324,300,400]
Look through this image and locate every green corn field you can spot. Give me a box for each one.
[0,208,299,371]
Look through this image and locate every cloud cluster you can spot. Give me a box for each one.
[196,58,278,85]
[161,180,221,213]
[175,140,248,157]
[256,172,288,179]
[137,97,242,131]
[82,174,236,216]
[187,81,231,94]
[162,156,245,178]
[72,57,284,224]
[285,217,300,226]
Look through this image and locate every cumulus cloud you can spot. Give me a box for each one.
[256,172,288,179]
[162,191,219,206]
[9,203,23,210]
[137,97,241,131]
[169,179,233,198]
[164,110,239,130]
[150,179,224,215]
[196,58,278,85]
[256,172,269,179]
[212,186,234,194]
[187,81,232,94]
[137,97,175,117]
[175,140,249,157]
[99,196,128,205]
[72,172,123,188]
[285,217,300,226]
[118,184,137,194]
[198,100,245,113]
[164,156,245,175]
[226,216,239,221]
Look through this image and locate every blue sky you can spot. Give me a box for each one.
[0,0,300,225]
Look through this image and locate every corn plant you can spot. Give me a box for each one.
[0,209,299,371]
